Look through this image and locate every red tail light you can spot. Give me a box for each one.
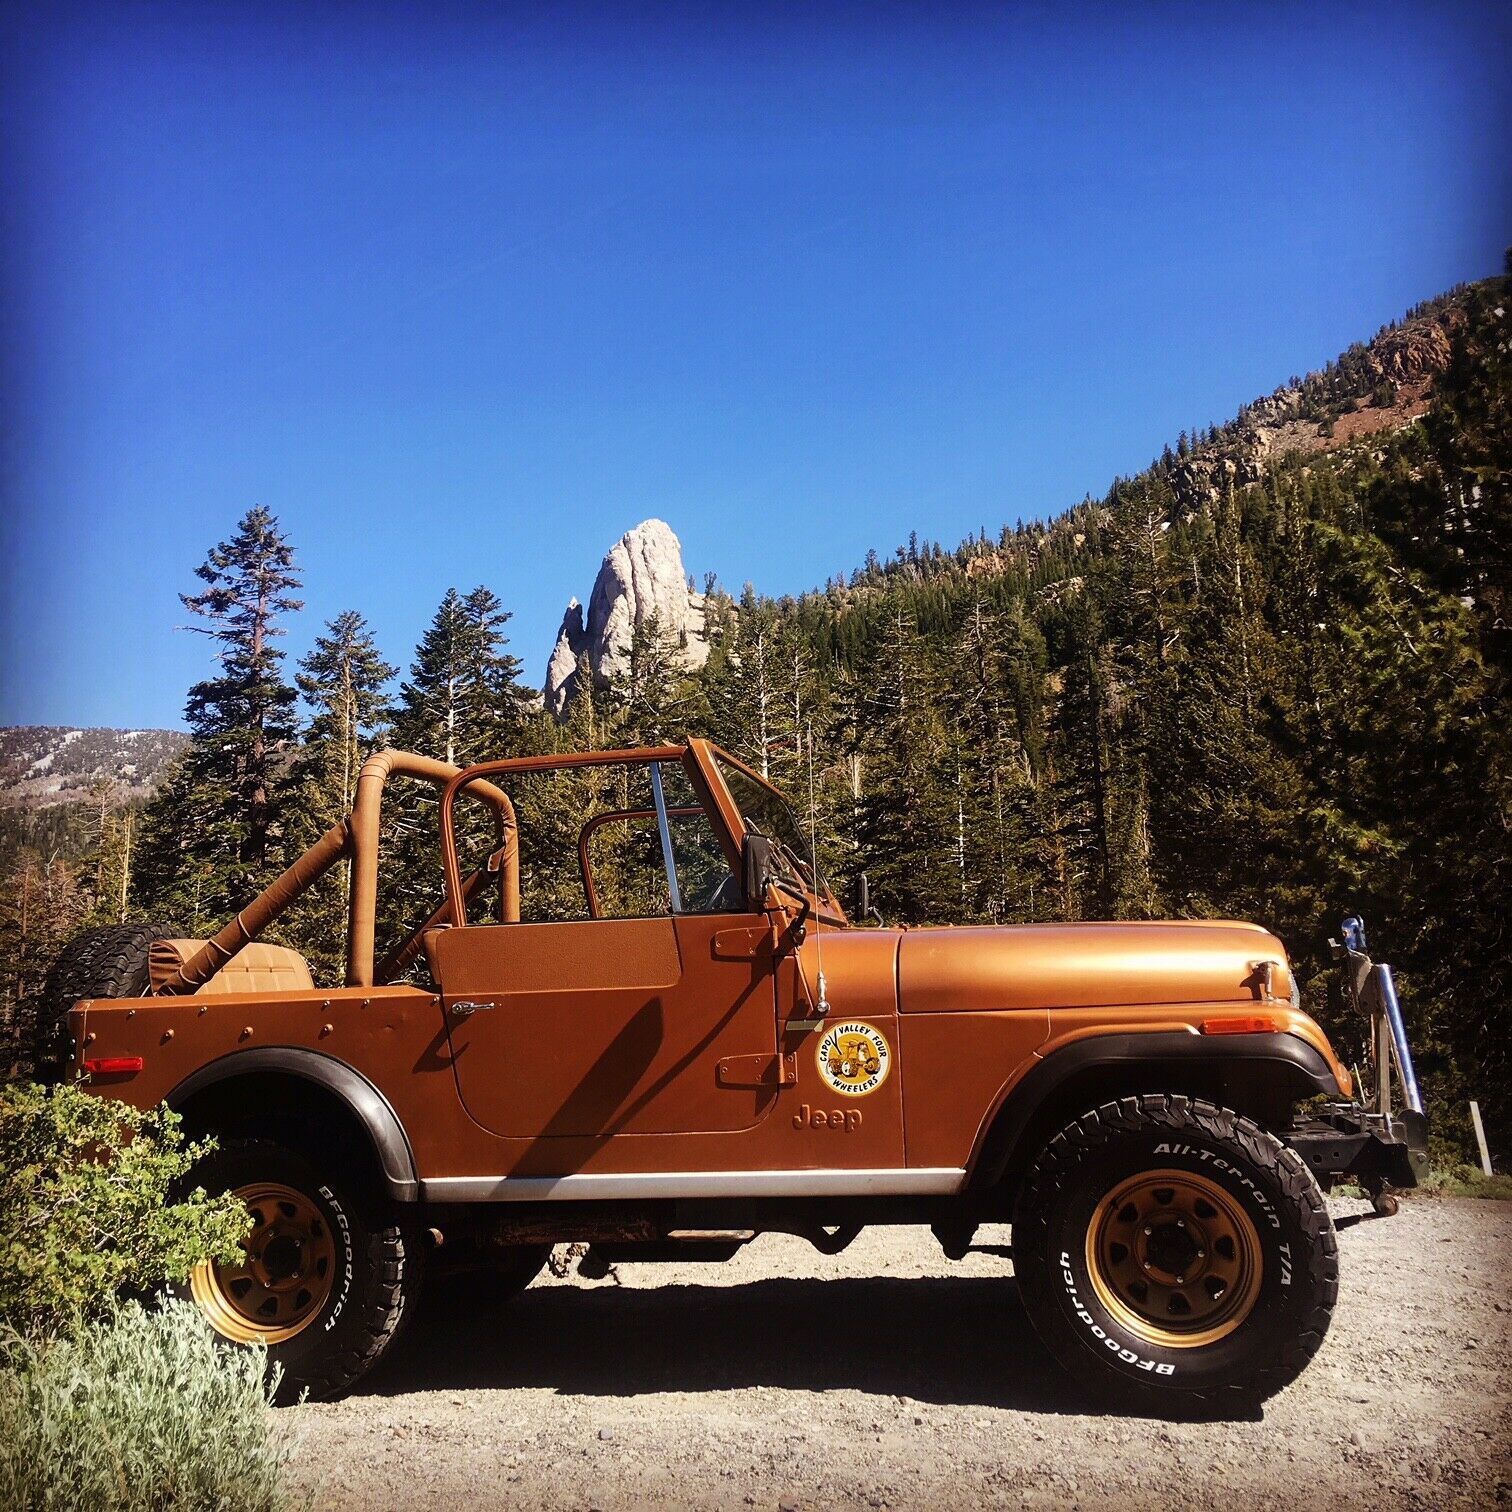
[1200,1016,1281,1036]
[84,1056,144,1075]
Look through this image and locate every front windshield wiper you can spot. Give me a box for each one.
[771,838,816,887]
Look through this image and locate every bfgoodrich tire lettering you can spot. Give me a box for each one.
[186,1139,423,1402]
[1013,1095,1338,1405]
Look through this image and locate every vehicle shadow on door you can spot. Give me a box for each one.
[362,1267,1260,1421]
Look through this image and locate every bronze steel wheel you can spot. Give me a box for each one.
[191,1181,337,1345]
[183,1138,423,1401]
[1084,1168,1263,1348]
[1012,1095,1339,1406]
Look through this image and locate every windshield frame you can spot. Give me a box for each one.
[704,743,846,922]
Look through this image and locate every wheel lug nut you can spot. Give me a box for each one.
[1143,1225,1153,1235]
[1175,1219,1185,1229]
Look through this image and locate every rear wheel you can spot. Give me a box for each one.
[187,1139,423,1402]
[1012,1095,1338,1407]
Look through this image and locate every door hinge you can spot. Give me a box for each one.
[716,1052,797,1088]
[711,926,773,961]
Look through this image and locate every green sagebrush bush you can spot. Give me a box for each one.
[0,1081,248,1333]
[0,1297,291,1511]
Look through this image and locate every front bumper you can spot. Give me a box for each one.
[1286,916,1430,1194]
[1288,1103,1429,1190]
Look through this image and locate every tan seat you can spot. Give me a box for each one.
[150,939,316,996]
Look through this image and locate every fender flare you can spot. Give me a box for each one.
[969,1030,1343,1190]
[167,1047,419,1201]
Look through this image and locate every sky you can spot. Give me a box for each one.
[1,1,1507,731]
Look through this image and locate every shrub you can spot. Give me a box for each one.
[1416,1162,1512,1200]
[0,1081,248,1333]
[0,1297,290,1511]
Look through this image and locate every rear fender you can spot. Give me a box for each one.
[167,1047,419,1201]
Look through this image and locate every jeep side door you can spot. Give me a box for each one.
[430,758,784,1144]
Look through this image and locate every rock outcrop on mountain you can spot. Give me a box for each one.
[543,520,710,716]
[1166,301,1459,513]
[543,599,589,715]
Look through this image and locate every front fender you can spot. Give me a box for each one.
[968,1030,1345,1189]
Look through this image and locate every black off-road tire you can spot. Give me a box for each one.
[1012,1095,1338,1409]
[187,1139,424,1403]
[33,922,175,1077]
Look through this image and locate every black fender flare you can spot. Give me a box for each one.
[969,1030,1344,1190]
[167,1047,419,1201]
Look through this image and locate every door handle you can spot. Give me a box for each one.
[450,1000,494,1018]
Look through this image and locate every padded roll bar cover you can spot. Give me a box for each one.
[150,939,316,996]
[167,1046,419,1201]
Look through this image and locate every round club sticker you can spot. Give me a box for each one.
[816,1021,891,1098]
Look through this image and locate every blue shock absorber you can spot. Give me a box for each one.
[1375,962,1423,1115]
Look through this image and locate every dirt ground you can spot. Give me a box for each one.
[285,1197,1511,1510]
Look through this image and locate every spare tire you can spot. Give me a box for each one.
[33,922,175,1079]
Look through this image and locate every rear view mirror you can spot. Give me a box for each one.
[742,833,774,908]
[853,872,870,921]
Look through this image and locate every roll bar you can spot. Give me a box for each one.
[154,749,518,994]
[438,747,687,928]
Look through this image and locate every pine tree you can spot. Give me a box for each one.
[619,610,688,746]
[294,611,396,816]
[271,612,397,981]
[852,601,952,920]
[134,507,303,920]
[0,850,91,1075]
[702,586,815,786]
[380,586,534,958]
[393,587,531,767]
[944,601,1045,922]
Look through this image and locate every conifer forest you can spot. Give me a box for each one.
[2,270,1507,1163]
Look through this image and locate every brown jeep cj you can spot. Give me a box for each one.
[42,740,1426,1406]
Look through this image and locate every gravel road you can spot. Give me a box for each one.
[285,1197,1511,1510]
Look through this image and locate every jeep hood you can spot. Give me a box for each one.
[896,920,1292,1014]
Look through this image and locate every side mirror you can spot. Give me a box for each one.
[742,833,774,909]
[854,872,870,922]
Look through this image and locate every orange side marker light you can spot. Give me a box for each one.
[1200,1016,1281,1036]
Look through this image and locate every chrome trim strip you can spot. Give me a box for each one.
[418,1167,966,1203]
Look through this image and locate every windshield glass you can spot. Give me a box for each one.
[712,752,822,895]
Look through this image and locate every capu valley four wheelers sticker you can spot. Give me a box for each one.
[816,1021,891,1097]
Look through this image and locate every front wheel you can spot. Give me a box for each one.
[1012,1095,1338,1407]
[186,1139,423,1402]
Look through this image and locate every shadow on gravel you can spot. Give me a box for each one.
[360,1273,1258,1422]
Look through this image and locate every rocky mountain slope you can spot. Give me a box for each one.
[0,726,186,808]
[544,519,710,715]
[1163,295,1459,511]
[540,291,1469,689]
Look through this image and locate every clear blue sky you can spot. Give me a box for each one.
[1,1,1506,730]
